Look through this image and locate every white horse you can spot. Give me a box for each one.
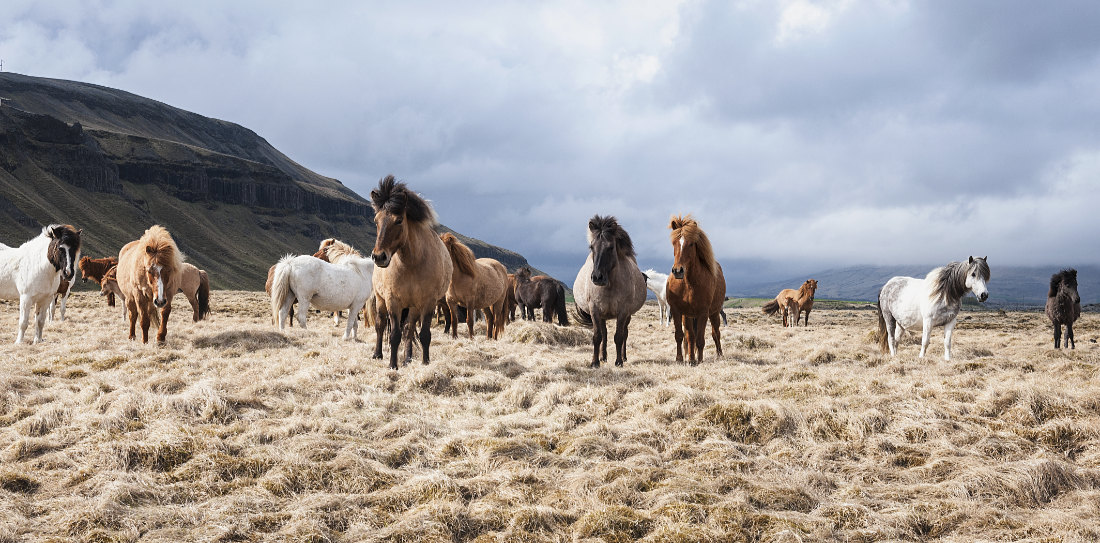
[271,240,374,340]
[877,257,989,361]
[643,268,671,326]
[0,225,82,343]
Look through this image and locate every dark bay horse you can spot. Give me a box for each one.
[573,215,646,368]
[370,175,453,370]
[1046,268,1081,349]
[515,267,569,326]
[667,215,725,364]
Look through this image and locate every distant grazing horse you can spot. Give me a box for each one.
[47,276,74,322]
[515,268,569,326]
[271,239,374,340]
[100,266,127,320]
[762,279,818,327]
[574,216,646,368]
[877,257,990,361]
[117,225,183,343]
[440,233,508,339]
[370,175,453,369]
[643,268,671,326]
[0,225,82,343]
[79,255,119,305]
[667,215,725,364]
[178,262,211,322]
[1046,269,1081,349]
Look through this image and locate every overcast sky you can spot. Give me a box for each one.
[4,1,1100,284]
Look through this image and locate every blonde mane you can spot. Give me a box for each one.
[324,239,362,263]
[440,233,478,277]
[669,215,716,275]
[140,225,182,276]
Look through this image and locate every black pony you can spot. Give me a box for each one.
[514,267,569,326]
[1046,268,1081,349]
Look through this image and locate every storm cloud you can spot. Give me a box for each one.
[3,0,1099,282]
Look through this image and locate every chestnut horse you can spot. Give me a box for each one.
[178,262,211,322]
[79,255,119,306]
[440,233,508,339]
[573,215,647,368]
[99,266,127,320]
[370,175,453,369]
[762,279,817,327]
[117,225,183,343]
[667,215,725,364]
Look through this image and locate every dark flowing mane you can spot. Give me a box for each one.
[1049,268,1078,298]
[140,225,181,275]
[440,233,478,276]
[930,258,989,303]
[669,215,715,275]
[46,224,82,271]
[370,174,438,225]
[587,215,635,260]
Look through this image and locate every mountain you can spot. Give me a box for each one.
[734,264,1100,307]
[0,72,535,289]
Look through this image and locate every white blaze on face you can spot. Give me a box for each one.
[155,265,165,303]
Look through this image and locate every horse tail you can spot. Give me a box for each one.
[720,310,728,326]
[762,299,780,315]
[197,270,211,321]
[877,292,889,353]
[573,306,592,328]
[271,256,294,326]
[555,285,569,326]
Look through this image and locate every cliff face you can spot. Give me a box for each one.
[0,73,534,289]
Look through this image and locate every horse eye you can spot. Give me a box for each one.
[395,217,403,225]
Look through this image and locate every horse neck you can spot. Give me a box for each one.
[395,223,437,265]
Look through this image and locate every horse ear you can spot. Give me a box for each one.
[982,256,987,261]
[588,219,598,232]
[968,256,974,264]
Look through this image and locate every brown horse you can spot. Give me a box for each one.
[117,225,183,343]
[515,268,569,326]
[762,279,818,327]
[370,175,453,369]
[505,273,519,322]
[99,266,127,320]
[440,233,508,339]
[667,215,725,364]
[178,262,211,322]
[573,215,647,368]
[79,255,119,305]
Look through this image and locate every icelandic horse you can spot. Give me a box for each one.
[0,225,82,343]
[117,225,183,343]
[762,279,818,327]
[440,233,509,339]
[370,175,453,370]
[573,215,647,368]
[1045,268,1080,349]
[178,262,211,322]
[666,215,725,364]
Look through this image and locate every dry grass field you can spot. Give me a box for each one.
[1,291,1099,542]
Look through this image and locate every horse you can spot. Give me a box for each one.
[505,273,519,322]
[264,239,338,327]
[515,268,570,326]
[0,225,82,343]
[877,257,990,361]
[667,215,725,364]
[47,276,74,322]
[100,266,128,320]
[762,279,818,327]
[271,239,374,340]
[574,216,647,368]
[643,268,671,326]
[370,175,453,369]
[117,225,183,343]
[178,262,211,322]
[1046,268,1081,349]
[79,255,119,306]
[440,233,508,339]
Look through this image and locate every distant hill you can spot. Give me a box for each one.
[734,264,1100,307]
[0,72,536,289]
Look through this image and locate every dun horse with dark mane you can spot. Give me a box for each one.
[573,215,646,368]
[667,215,725,363]
[117,225,183,343]
[440,233,508,339]
[1046,268,1081,349]
[370,175,453,369]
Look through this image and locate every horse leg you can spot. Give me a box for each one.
[588,315,604,368]
[1053,323,1061,349]
[127,300,139,341]
[16,295,33,344]
[467,304,477,339]
[59,292,68,322]
[140,307,152,344]
[418,311,434,365]
[373,310,387,360]
[692,314,707,363]
[186,292,199,322]
[918,317,933,358]
[156,304,171,343]
[296,297,308,329]
[709,312,723,359]
[387,312,403,369]
[671,309,685,363]
[33,299,49,343]
[344,303,360,341]
[942,317,957,361]
[804,309,810,327]
[614,316,630,367]
[485,306,496,340]
[1067,321,1075,350]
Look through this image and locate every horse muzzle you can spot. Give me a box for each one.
[977,292,988,302]
[372,252,391,268]
[590,272,609,287]
[63,269,75,281]
[154,298,167,308]
[671,267,685,280]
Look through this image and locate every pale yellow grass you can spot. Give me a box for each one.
[1,292,1099,542]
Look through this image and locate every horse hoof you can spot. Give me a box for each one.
[615,361,623,367]
[590,361,600,369]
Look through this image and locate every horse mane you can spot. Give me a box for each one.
[587,215,636,260]
[314,238,336,261]
[798,280,814,299]
[44,224,82,271]
[669,215,716,275]
[370,175,438,225]
[929,258,989,303]
[324,239,362,262]
[1049,268,1077,298]
[440,233,478,277]
[139,225,181,275]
